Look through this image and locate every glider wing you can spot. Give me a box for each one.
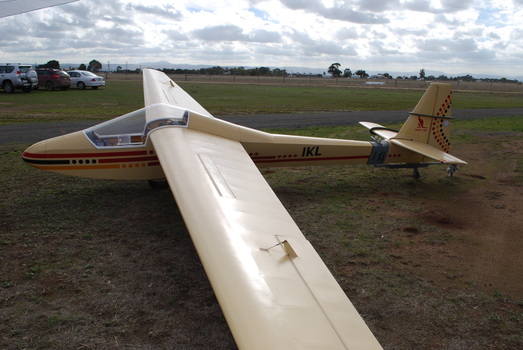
[143,68,213,118]
[149,127,382,349]
[144,69,382,349]
[0,0,77,18]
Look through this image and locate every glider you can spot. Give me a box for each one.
[0,0,77,18]
[22,69,466,349]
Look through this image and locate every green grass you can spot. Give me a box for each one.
[1,80,523,124]
[454,115,523,132]
[2,134,523,350]
[0,81,144,124]
[1,84,523,349]
[265,115,523,140]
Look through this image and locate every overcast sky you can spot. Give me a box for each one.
[1,0,522,77]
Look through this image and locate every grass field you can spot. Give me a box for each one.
[1,79,523,124]
[1,82,522,349]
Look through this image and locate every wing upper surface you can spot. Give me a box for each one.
[150,127,383,350]
[0,0,77,18]
[143,69,213,117]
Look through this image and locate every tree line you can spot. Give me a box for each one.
[329,64,519,83]
[38,59,519,83]
[38,59,103,72]
[160,66,289,77]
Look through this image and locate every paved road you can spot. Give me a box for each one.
[1,108,522,145]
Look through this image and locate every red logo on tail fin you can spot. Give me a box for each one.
[417,116,425,128]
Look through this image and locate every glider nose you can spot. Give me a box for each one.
[22,139,48,166]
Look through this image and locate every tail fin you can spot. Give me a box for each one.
[360,82,467,166]
[396,83,453,153]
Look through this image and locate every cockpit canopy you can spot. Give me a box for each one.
[84,103,189,148]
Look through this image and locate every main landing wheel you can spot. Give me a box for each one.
[148,180,169,189]
[413,168,421,179]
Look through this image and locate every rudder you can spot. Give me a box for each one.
[396,83,453,153]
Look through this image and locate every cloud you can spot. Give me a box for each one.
[192,25,245,41]
[249,29,282,43]
[0,0,520,77]
[279,0,389,24]
[191,25,281,43]
[129,4,183,21]
[402,0,475,14]
[440,0,476,12]
[416,37,497,62]
[422,38,472,52]
[357,0,400,12]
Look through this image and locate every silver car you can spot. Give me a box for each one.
[0,63,38,92]
[67,70,105,90]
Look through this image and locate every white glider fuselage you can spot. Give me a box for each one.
[22,104,382,180]
[23,77,467,180]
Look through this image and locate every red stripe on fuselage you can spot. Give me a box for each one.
[99,156,158,164]
[22,150,149,159]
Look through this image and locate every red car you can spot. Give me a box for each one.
[36,68,71,91]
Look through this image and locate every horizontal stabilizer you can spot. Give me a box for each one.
[359,122,398,139]
[391,138,467,165]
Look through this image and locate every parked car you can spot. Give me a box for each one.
[0,63,38,92]
[67,70,105,90]
[36,68,71,91]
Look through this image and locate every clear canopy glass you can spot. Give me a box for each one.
[84,104,189,148]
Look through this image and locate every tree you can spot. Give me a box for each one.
[209,66,225,75]
[328,63,342,77]
[38,60,60,69]
[355,69,368,78]
[419,68,426,80]
[343,68,352,77]
[258,67,271,76]
[88,59,102,72]
[272,68,287,77]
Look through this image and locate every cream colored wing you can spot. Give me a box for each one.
[0,0,77,18]
[149,126,383,350]
[143,68,213,117]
